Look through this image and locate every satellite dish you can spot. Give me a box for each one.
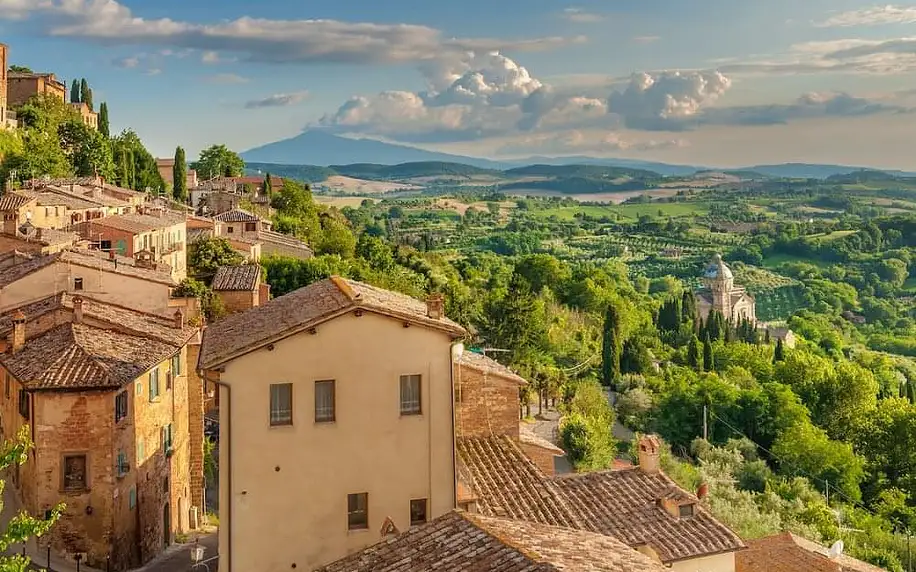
[828,540,844,559]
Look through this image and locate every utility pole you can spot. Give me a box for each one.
[825,480,829,504]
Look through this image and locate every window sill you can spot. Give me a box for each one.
[269,423,294,429]
[347,526,369,534]
[148,397,162,404]
[314,419,336,425]
[60,488,90,496]
[399,413,423,418]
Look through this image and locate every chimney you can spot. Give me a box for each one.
[637,434,661,474]
[173,309,184,329]
[72,295,84,324]
[426,293,445,320]
[697,482,709,500]
[109,249,115,260]
[10,310,26,353]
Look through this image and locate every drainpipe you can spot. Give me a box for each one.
[202,370,230,572]
[449,341,465,510]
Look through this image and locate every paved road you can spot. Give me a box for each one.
[134,533,218,572]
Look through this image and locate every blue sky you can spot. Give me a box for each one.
[2,0,916,168]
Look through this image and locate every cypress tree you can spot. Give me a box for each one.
[601,303,622,387]
[687,335,702,371]
[70,79,80,103]
[173,146,188,201]
[703,334,715,372]
[98,102,110,138]
[773,338,785,363]
[86,88,94,112]
[80,79,91,110]
[764,328,771,344]
[681,290,696,323]
[264,173,273,196]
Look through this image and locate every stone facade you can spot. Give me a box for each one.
[0,43,8,129]
[454,363,520,439]
[70,102,98,130]
[518,442,558,476]
[186,340,206,516]
[215,289,259,314]
[7,72,67,107]
[695,254,756,323]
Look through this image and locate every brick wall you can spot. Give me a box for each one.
[186,341,206,516]
[519,442,557,477]
[215,289,258,314]
[454,365,520,439]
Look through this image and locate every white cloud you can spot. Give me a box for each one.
[561,8,604,23]
[719,37,916,75]
[112,56,139,68]
[496,130,687,156]
[205,73,249,84]
[817,5,916,27]
[0,0,581,66]
[633,36,661,43]
[245,91,310,109]
[608,71,731,129]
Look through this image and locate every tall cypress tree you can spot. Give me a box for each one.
[703,334,715,372]
[601,303,622,387]
[773,338,785,363]
[70,79,80,103]
[264,172,273,196]
[98,103,110,138]
[79,79,91,110]
[86,88,94,112]
[173,146,188,201]
[681,290,696,323]
[687,335,702,371]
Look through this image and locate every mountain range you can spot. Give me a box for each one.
[241,130,916,179]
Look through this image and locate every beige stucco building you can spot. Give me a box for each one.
[81,209,188,281]
[197,279,466,572]
[696,254,756,323]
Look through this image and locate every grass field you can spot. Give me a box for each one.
[808,230,856,243]
[762,253,828,268]
[530,202,709,221]
[315,196,377,208]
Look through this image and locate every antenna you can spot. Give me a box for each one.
[828,540,844,559]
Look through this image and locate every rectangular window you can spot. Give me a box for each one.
[410,499,428,526]
[4,373,9,399]
[74,277,83,290]
[137,439,145,463]
[129,487,136,509]
[100,240,111,252]
[226,226,234,234]
[162,424,173,454]
[136,380,143,397]
[269,383,292,426]
[115,391,128,423]
[116,450,128,476]
[244,222,257,232]
[315,380,335,423]
[170,354,182,376]
[62,454,87,491]
[399,375,422,416]
[149,368,160,401]
[347,493,368,530]
[679,504,695,518]
[18,390,29,420]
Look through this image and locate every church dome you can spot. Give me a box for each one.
[703,253,733,281]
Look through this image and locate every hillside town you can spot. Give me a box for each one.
[0,32,914,572]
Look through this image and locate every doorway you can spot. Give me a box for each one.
[163,502,171,548]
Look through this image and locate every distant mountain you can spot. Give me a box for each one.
[506,156,701,177]
[739,163,916,179]
[241,131,509,170]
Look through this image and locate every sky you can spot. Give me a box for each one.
[2,0,916,168]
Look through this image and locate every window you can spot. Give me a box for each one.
[115,391,128,423]
[135,380,143,397]
[128,487,136,510]
[170,354,182,376]
[73,277,83,290]
[162,424,173,454]
[4,373,9,399]
[269,383,293,426]
[399,375,422,415]
[137,439,145,463]
[410,499,428,526]
[149,368,160,401]
[116,450,128,476]
[679,504,695,518]
[18,390,29,420]
[226,226,234,234]
[100,240,111,252]
[244,222,257,232]
[347,493,368,530]
[315,380,335,423]
[62,454,87,491]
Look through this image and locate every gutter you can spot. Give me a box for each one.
[449,340,463,510]
[201,369,230,572]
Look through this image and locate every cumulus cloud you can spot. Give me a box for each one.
[0,0,581,66]
[245,91,310,109]
[608,71,731,129]
[561,8,604,23]
[205,73,249,84]
[112,56,140,68]
[719,38,916,76]
[817,5,916,27]
[699,92,908,125]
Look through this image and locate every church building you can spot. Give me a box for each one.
[695,254,756,323]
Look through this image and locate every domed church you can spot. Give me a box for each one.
[695,254,756,322]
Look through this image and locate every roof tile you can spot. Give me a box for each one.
[737,532,884,572]
[211,265,261,291]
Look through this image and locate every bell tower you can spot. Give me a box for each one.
[707,254,733,318]
[0,43,8,128]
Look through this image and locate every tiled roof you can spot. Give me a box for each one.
[43,185,130,208]
[213,209,259,223]
[1,322,180,390]
[456,436,582,528]
[317,511,667,572]
[198,276,466,369]
[187,228,214,243]
[458,351,528,385]
[0,253,61,287]
[258,230,313,254]
[519,424,565,455]
[211,265,260,291]
[88,212,185,233]
[0,193,35,211]
[61,249,178,286]
[554,468,745,563]
[17,189,99,210]
[737,532,884,572]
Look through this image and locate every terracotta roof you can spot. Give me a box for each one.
[1,322,180,391]
[213,209,259,223]
[456,436,581,528]
[554,468,745,563]
[737,532,884,572]
[519,424,566,455]
[198,276,466,369]
[88,212,185,233]
[17,189,99,210]
[458,351,528,385]
[211,265,261,291]
[0,193,35,212]
[43,185,130,208]
[317,511,668,572]
[257,230,313,254]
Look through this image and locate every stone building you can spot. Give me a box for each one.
[695,254,756,323]
[70,102,98,130]
[212,208,313,260]
[0,43,9,129]
[7,71,67,107]
[0,293,201,570]
[210,264,269,314]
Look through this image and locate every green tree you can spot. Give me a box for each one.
[70,79,80,103]
[98,102,110,138]
[703,334,715,372]
[188,237,244,280]
[264,172,273,196]
[8,65,32,73]
[110,129,165,192]
[601,303,622,386]
[172,146,188,201]
[192,144,245,178]
[57,119,114,179]
[79,78,91,110]
[315,218,357,258]
[687,335,702,371]
[0,427,64,572]
[773,338,785,363]
[681,290,697,323]
[772,421,866,502]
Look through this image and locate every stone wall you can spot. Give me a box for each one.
[186,342,206,517]
[454,365,520,439]
[519,442,557,477]
[215,289,258,314]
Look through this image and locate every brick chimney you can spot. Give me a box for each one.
[173,309,184,329]
[426,293,444,320]
[72,295,84,324]
[637,434,661,474]
[10,310,26,353]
